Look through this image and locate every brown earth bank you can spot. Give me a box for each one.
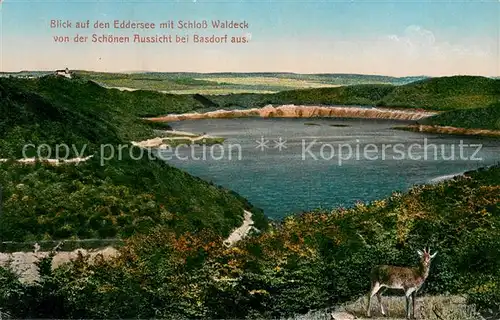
[396,124,500,137]
[145,105,437,122]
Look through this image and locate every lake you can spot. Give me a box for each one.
[164,118,500,219]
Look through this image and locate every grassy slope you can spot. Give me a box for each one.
[207,84,396,109]
[0,76,267,241]
[380,77,500,132]
[421,103,500,131]
[380,76,500,110]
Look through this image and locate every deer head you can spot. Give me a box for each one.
[417,247,437,268]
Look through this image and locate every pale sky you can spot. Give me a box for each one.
[1,0,499,76]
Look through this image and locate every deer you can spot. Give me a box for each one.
[366,248,437,319]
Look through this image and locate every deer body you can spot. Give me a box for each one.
[366,248,437,319]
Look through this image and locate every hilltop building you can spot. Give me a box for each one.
[54,68,72,79]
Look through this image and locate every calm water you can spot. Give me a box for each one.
[164,118,500,219]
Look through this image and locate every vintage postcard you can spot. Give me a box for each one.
[0,0,499,319]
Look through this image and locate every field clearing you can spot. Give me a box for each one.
[88,74,348,94]
[74,72,429,94]
[98,78,290,94]
[167,88,277,94]
[195,76,344,89]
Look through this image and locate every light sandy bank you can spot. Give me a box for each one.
[145,105,437,122]
[398,124,500,137]
[0,155,94,165]
[131,133,217,148]
[223,210,255,247]
[107,86,139,92]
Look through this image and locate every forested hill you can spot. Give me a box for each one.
[0,76,266,242]
[0,76,210,158]
[205,76,500,111]
[379,75,500,110]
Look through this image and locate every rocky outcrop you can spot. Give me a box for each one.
[145,105,437,122]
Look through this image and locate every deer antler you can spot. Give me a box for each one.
[427,247,438,257]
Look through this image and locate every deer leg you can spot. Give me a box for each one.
[405,290,411,320]
[411,291,417,319]
[376,287,387,316]
[366,282,380,318]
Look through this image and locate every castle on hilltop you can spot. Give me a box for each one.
[54,68,72,79]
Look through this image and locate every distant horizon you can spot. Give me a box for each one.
[1,69,492,79]
[1,1,498,76]
[3,70,500,81]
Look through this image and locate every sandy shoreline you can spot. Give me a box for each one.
[131,130,223,148]
[397,124,500,137]
[145,104,437,122]
[0,155,94,165]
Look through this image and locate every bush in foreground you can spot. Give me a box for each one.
[1,166,499,318]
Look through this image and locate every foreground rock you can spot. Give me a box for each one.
[330,311,356,320]
[288,295,480,320]
[0,209,254,282]
[337,295,479,320]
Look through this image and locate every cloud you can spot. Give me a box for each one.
[385,25,492,58]
[403,25,436,47]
